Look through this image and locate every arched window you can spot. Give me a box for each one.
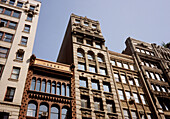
[97,54,104,62]
[46,81,51,93]
[30,77,36,90]
[27,102,37,117]
[77,48,84,58]
[52,82,56,94]
[87,51,94,60]
[62,84,66,96]
[39,104,48,118]
[62,108,68,119]
[41,79,46,92]
[50,105,59,119]
[66,85,70,97]
[36,78,41,91]
[57,83,61,95]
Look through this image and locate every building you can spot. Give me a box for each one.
[0,0,41,118]
[18,55,76,119]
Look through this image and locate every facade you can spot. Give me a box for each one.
[18,55,76,119]
[0,0,41,118]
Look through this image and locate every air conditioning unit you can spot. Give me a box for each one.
[129,96,135,104]
[41,112,48,117]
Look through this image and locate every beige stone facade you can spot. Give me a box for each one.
[0,0,41,118]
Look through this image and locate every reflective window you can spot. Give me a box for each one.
[125,91,131,100]
[62,84,66,96]
[155,73,161,81]
[87,53,94,60]
[98,56,104,62]
[133,93,140,103]
[123,63,129,69]
[12,11,20,18]
[151,84,155,90]
[66,85,70,97]
[117,61,122,67]
[161,87,166,92]
[4,33,13,42]
[86,40,92,46]
[91,80,99,90]
[150,72,155,79]
[110,60,115,66]
[95,42,102,49]
[20,37,28,46]
[36,79,41,91]
[51,106,59,119]
[89,65,96,73]
[30,78,36,90]
[57,83,61,95]
[136,48,140,52]
[41,80,46,92]
[146,51,150,55]
[9,0,15,5]
[156,85,160,91]
[0,47,9,58]
[99,68,107,75]
[81,96,88,108]
[123,109,130,119]
[4,87,15,102]
[121,75,127,84]
[103,82,110,92]
[106,102,113,112]
[24,25,30,32]
[8,22,17,29]
[131,111,137,119]
[140,94,147,105]
[129,77,134,85]
[17,2,23,8]
[134,78,140,86]
[4,9,12,16]
[94,100,101,110]
[62,108,68,119]
[77,51,84,58]
[141,49,145,53]
[11,67,20,80]
[114,73,120,82]
[145,71,150,78]
[30,6,35,11]
[52,82,56,94]
[46,81,51,93]
[27,14,33,21]
[118,90,124,100]
[39,104,48,118]
[78,63,85,71]
[27,102,37,117]
[79,78,87,88]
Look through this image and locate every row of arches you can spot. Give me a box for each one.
[77,48,105,62]
[30,77,70,97]
[27,101,69,119]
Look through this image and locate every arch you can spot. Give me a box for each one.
[62,83,66,96]
[66,84,70,97]
[87,51,95,60]
[30,77,36,90]
[77,48,85,58]
[46,80,51,93]
[39,102,49,118]
[51,81,56,94]
[36,78,41,91]
[50,104,59,119]
[57,82,61,95]
[41,79,46,92]
[61,106,69,119]
[27,100,37,117]
[97,53,105,62]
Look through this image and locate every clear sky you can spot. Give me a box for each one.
[33,0,170,62]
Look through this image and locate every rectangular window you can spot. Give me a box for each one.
[20,37,28,46]
[16,51,24,61]
[0,47,9,58]
[9,0,15,5]
[27,14,33,21]
[145,71,150,78]
[103,82,111,92]
[125,91,131,100]
[0,112,9,119]
[114,73,120,82]
[141,49,145,53]
[117,61,122,67]
[106,100,114,112]
[4,87,15,102]
[79,77,87,88]
[161,87,166,92]
[140,94,147,105]
[75,19,80,24]
[150,72,155,79]
[81,95,90,108]
[151,84,155,90]
[118,90,124,100]
[145,62,150,67]
[136,48,140,52]
[110,60,115,66]
[4,33,13,42]
[17,2,23,8]
[123,63,129,69]
[0,64,4,78]
[123,109,130,119]
[86,40,92,46]
[30,5,35,11]
[0,32,3,39]
[12,11,20,18]
[155,73,161,81]
[78,63,85,71]
[128,77,134,85]
[95,42,102,49]
[91,80,99,90]
[147,114,152,119]
[134,78,140,86]
[4,9,12,16]
[11,67,20,80]
[77,37,83,44]
[121,75,127,84]
[94,98,102,110]
[131,111,138,119]
[146,51,150,55]
[84,22,89,26]
[24,25,30,32]
[1,0,7,3]
[133,93,140,103]
[8,21,17,29]
[156,85,160,91]
[0,7,3,13]
[99,67,107,75]
[1,19,8,26]
[89,65,96,73]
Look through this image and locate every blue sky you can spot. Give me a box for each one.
[33,0,170,61]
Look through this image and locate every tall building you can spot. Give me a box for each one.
[0,0,41,118]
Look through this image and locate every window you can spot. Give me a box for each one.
[8,22,17,29]
[136,48,140,52]
[30,78,36,90]
[110,60,115,66]
[66,85,70,97]
[141,49,145,53]
[62,108,68,119]
[129,64,134,70]
[4,87,15,102]
[147,114,152,119]
[79,77,87,88]
[0,64,4,78]
[27,102,37,117]
[57,83,61,95]
[91,80,99,90]
[151,84,155,90]
[133,93,140,103]
[24,25,30,32]
[103,82,110,92]
[0,7,3,13]
[94,98,102,110]
[1,19,8,26]
[146,51,150,55]
[97,55,104,62]
[62,84,66,96]
[114,73,120,82]
[0,47,9,58]
[99,67,107,75]
[95,42,102,49]
[145,71,150,78]
[77,37,83,44]
[16,49,24,61]
[41,80,46,92]
[12,11,20,18]
[46,81,51,93]
[52,82,56,94]
[9,0,15,5]
[145,62,150,67]
[134,78,140,86]
[150,72,155,79]
[117,61,122,67]
[35,79,41,91]
[87,52,94,60]
[106,100,115,113]
[123,63,129,69]
[4,33,13,42]
[123,109,130,119]
[27,14,33,21]
[125,91,131,100]
[4,9,12,16]
[150,52,154,56]
[30,5,35,11]
[86,40,92,46]
[17,2,23,8]
[51,106,59,119]
[84,22,89,26]
[129,77,134,85]
[20,37,28,46]
[155,73,161,81]
[131,111,137,119]
[39,104,48,118]
[77,51,84,58]
[89,65,96,73]
[0,112,9,119]
[121,75,127,84]
[161,87,166,92]
[0,32,3,39]
[140,94,147,104]
[92,24,97,29]
[75,19,80,24]
[81,95,89,108]
[78,63,85,71]
[118,90,124,100]
[156,85,160,91]
[1,0,7,3]
[11,67,20,80]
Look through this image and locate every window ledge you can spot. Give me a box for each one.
[22,31,30,34]
[79,86,89,90]
[18,44,27,47]
[8,78,18,82]
[80,107,92,111]
[91,89,101,93]
[103,91,112,95]
[13,59,23,63]
[94,110,105,113]
[25,20,32,22]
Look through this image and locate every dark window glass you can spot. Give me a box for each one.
[20,37,28,45]
[1,0,7,3]
[41,80,46,92]
[57,83,61,95]
[30,78,36,90]
[27,102,37,117]
[0,47,9,58]
[36,79,41,91]
[16,51,24,61]
[9,0,15,5]
[95,42,102,49]
[51,106,59,119]
[12,11,20,18]
[39,104,48,118]
[0,64,4,78]
[17,2,23,8]
[27,14,33,21]
[91,80,99,90]
[86,40,92,46]
[46,81,51,93]
[4,87,15,102]
[4,9,12,16]
[8,22,17,29]
[11,67,20,80]
[0,112,9,119]
[52,82,56,94]
[66,85,70,97]
[94,98,102,110]
[62,108,68,119]
[106,100,115,113]
[77,37,83,44]
[1,19,8,26]
[62,84,66,96]
[4,33,13,42]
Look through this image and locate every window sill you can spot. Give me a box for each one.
[22,31,30,34]
[18,44,27,47]
[8,78,18,82]
[79,86,89,90]
[13,59,23,63]
[25,20,32,22]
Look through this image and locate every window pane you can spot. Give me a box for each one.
[66,85,70,97]
[95,42,101,49]
[94,101,100,110]
[51,107,59,119]
[131,111,137,119]
[11,67,20,80]
[123,109,130,119]
[114,73,120,82]
[4,87,15,102]
[8,22,17,29]
[47,81,51,93]
[27,15,33,21]
[87,54,94,60]
[77,37,83,43]
[79,78,87,87]
[41,80,46,92]
[86,40,92,46]
[123,63,129,69]
[140,94,147,104]
[9,0,15,5]
[81,99,87,108]
[4,9,12,16]
[110,60,115,66]
[134,78,140,86]
[129,64,134,70]
[27,103,36,117]
[150,72,155,79]
[89,65,96,73]
[133,93,140,103]
[21,37,28,45]
[39,105,48,118]
[118,90,124,100]
[0,47,8,58]
[62,108,68,119]
[92,81,99,90]
[57,83,61,95]
[121,75,126,84]
[99,68,106,75]
[155,73,161,81]
[117,61,122,67]
[78,63,85,71]
[36,79,41,91]
[24,25,30,32]
[17,2,23,8]
[103,83,110,92]
[62,84,66,96]
[4,33,13,42]
[52,82,56,94]
[13,11,20,18]
[125,91,131,100]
